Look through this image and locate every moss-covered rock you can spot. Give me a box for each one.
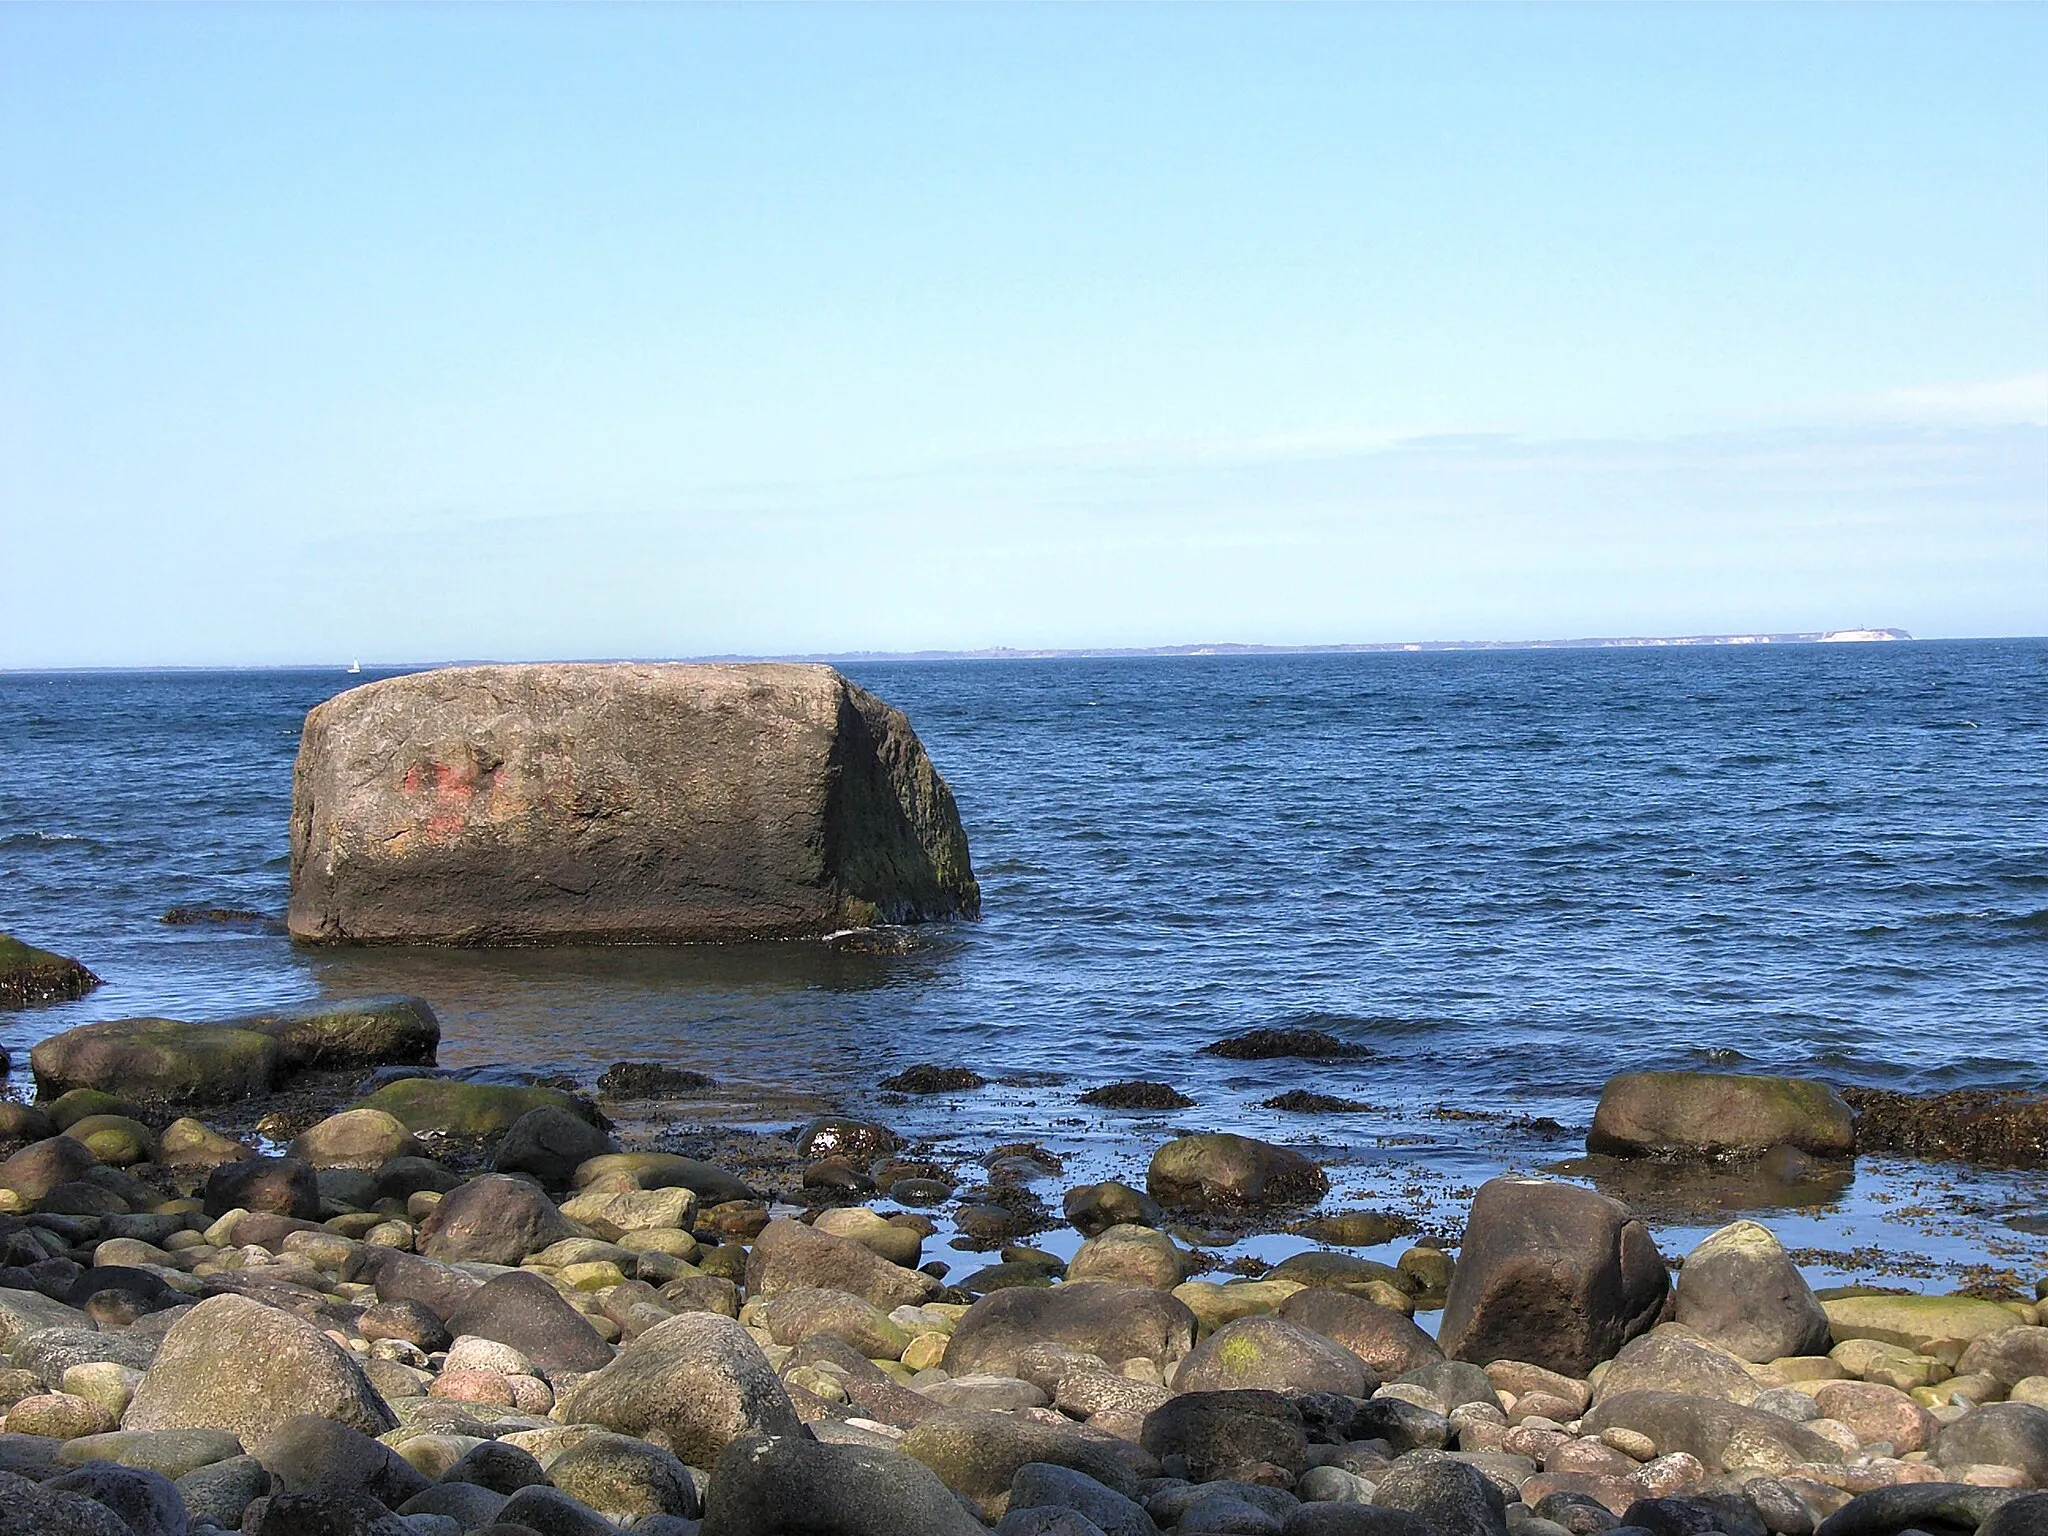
[30,1017,279,1104]
[59,1114,155,1167]
[353,1076,598,1137]
[0,934,100,1010]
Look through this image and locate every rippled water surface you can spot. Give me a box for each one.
[3,643,2045,1284]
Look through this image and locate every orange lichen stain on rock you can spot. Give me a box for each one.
[398,748,494,842]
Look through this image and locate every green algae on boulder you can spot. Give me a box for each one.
[354,1076,601,1136]
[229,995,440,1071]
[30,1017,279,1105]
[0,933,100,1010]
[1588,1070,1855,1159]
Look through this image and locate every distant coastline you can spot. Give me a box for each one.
[706,627,1915,664]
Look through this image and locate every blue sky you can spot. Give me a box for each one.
[2,4,2043,665]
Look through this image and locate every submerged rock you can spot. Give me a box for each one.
[287,662,980,943]
[0,934,100,1010]
[1199,1028,1367,1060]
[1588,1071,1855,1159]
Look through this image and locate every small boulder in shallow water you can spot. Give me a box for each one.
[1200,1028,1366,1060]
[1588,1071,1855,1159]
[0,933,100,1010]
[1146,1134,1329,1213]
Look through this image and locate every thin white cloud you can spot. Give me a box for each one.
[1866,371,2048,427]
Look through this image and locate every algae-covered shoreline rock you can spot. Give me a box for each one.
[287,661,980,944]
[1588,1070,1856,1159]
[29,1018,279,1105]
[0,933,101,1010]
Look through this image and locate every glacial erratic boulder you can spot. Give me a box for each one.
[1588,1071,1855,1159]
[1438,1176,1668,1378]
[287,662,979,944]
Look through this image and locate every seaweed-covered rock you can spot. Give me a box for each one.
[231,996,440,1072]
[287,662,980,943]
[1588,1072,1854,1158]
[1146,1134,1328,1213]
[0,934,100,1010]
[353,1076,599,1137]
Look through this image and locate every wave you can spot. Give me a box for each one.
[0,831,107,852]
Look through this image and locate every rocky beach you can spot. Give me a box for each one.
[0,985,2040,1534]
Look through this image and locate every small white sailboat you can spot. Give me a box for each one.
[347,659,362,674]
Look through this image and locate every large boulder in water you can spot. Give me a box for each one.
[1438,1176,1668,1377]
[1588,1071,1855,1158]
[287,662,980,943]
